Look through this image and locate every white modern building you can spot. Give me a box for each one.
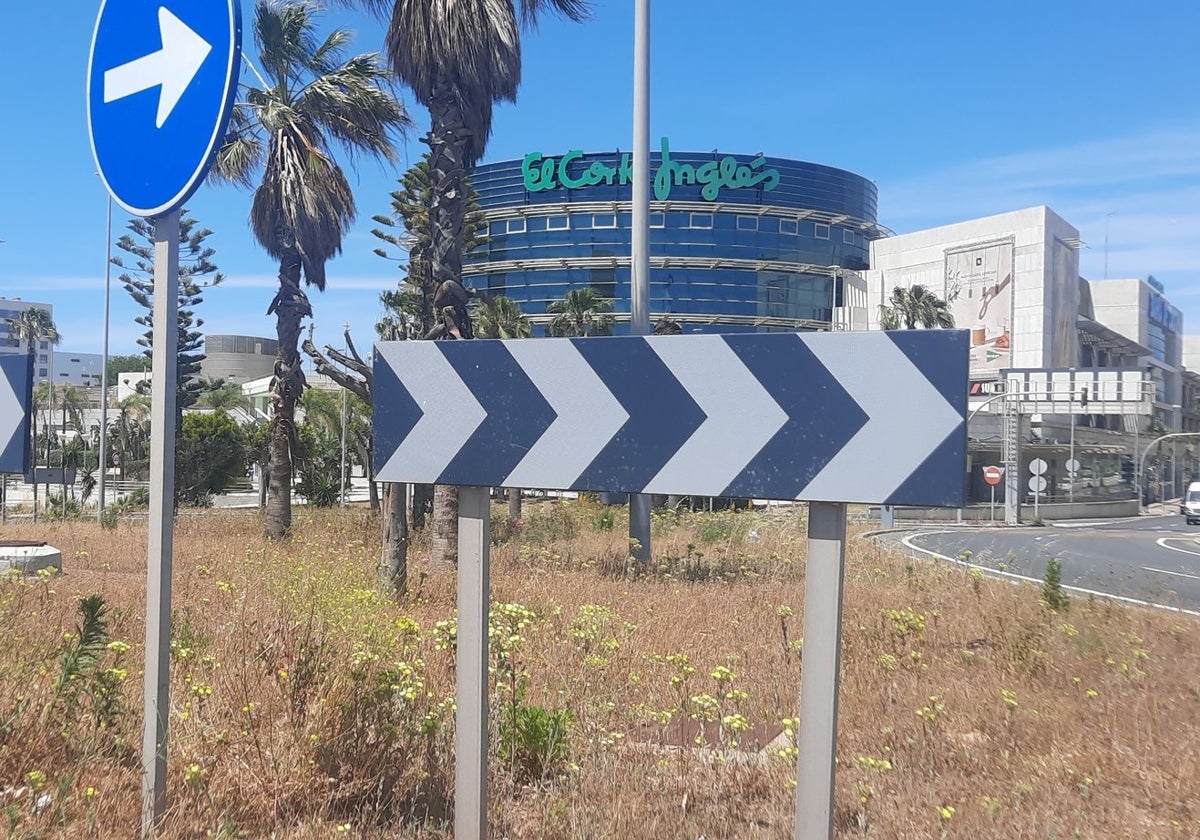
[863,205,1185,514]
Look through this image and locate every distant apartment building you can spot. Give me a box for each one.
[0,297,55,380]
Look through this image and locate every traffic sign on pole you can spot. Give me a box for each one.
[375,329,968,840]
[0,355,32,475]
[88,0,242,217]
[375,331,968,507]
[982,465,1004,486]
[88,3,239,835]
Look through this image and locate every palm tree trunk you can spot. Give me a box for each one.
[430,484,458,572]
[423,91,476,568]
[380,482,408,592]
[265,249,310,539]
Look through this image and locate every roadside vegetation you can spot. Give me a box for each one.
[0,502,1196,838]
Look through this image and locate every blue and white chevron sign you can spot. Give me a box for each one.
[373,330,968,506]
[0,354,32,475]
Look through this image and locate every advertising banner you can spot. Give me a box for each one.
[945,241,1014,374]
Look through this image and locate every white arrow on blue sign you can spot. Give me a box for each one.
[373,331,968,507]
[88,0,242,217]
[0,355,32,475]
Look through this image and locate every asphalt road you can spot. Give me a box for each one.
[889,513,1200,615]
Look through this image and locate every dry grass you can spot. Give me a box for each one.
[0,499,1197,839]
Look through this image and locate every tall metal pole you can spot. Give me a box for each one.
[142,210,180,838]
[628,0,652,563]
[794,501,847,840]
[98,196,112,519]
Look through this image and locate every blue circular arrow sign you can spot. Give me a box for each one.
[88,0,241,217]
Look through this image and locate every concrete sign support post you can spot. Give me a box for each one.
[794,501,846,840]
[628,0,651,563]
[456,487,491,840]
[142,211,180,834]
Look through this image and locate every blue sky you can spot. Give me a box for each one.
[1,0,1198,359]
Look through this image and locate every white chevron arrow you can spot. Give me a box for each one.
[642,335,787,496]
[375,342,485,482]
[796,332,962,503]
[103,7,212,128]
[501,339,628,489]
[0,363,24,467]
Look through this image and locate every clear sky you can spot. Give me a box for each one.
[1,1,1197,360]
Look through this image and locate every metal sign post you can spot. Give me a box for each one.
[88,1,241,834]
[141,212,180,831]
[456,487,490,840]
[373,330,968,840]
[794,501,846,840]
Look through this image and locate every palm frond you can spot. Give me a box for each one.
[519,0,592,28]
[250,126,355,291]
[255,0,320,86]
[296,54,411,161]
[210,104,266,187]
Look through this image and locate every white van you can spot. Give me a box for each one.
[1183,482,1200,525]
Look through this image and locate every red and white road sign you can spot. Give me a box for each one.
[982,465,1004,486]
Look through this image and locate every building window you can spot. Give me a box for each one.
[40,341,48,350]
[843,229,855,244]
[38,354,47,363]
[547,215,568,231]
[489,220,506,236]
[815,223,830,240]
[592,213,616,229]
[572,214,592,229]
[650,212,665,228]
[38,368,47,378]
[506,218,526,234]
[689,213,713,229]
[736,216,758,231]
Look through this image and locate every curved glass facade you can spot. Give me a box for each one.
[464,148,884,333]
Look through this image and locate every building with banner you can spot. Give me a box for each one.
[462,139,886,333]
[863,206,1190,515]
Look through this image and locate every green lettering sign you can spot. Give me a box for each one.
[520,139,780,201]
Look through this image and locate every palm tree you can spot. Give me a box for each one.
[546,287,616,337]
[879,285,955,330]
[474,294,532,339]
[196,378,252,413]
[341,0,591,569]
[213,0,411,538]
[6,308,59,520]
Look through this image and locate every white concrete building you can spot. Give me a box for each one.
[865,206,1082,374]
[864,205,1187,512]
[0,298,55,379]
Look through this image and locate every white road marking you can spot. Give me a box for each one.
[899,531,1200,619]
[1154,537,1200,559]
[1142,566,1200,581]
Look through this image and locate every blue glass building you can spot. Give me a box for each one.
[464,143,887,333]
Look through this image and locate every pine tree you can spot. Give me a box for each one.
[112,210,224,423]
